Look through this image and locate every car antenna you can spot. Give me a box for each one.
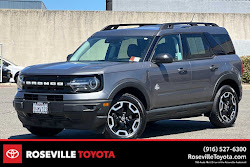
[190,13,196,22]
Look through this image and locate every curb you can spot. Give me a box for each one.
[0,83,16,87]
[242,84,250,90]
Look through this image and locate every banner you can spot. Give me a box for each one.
[0,139,249,166]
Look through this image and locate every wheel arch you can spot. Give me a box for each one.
[108,82,151,111]
[212,74,242,101]
[14,71,20,83]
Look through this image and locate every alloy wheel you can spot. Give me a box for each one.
[219,92,237,123]
[107,101,141,137]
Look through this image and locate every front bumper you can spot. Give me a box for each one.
[2,73,11,83]
[13,97,112,132]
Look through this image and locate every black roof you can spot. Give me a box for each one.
[93,22,228,37]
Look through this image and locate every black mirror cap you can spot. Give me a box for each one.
[67,54,73,61]
[153,53,173,64]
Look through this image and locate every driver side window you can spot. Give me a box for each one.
[154,34,183,61]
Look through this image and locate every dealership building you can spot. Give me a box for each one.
[106,0,250,56]
[0,0,46,10]
[107,0,250,13]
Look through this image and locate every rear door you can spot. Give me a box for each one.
[181,33,220,103]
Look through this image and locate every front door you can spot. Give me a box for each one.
[149,34,192,109]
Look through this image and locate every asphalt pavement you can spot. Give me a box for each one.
[0,85,249,139]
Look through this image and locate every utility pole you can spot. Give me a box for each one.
[106,0,112,11]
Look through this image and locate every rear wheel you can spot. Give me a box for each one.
[26,126,63,137]
[209,85,239,128]
[105,93,147,139]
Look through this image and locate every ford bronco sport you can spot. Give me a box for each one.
[14,22,243,139]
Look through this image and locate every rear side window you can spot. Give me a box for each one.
[181,34,213,59]
[212,34,235,55]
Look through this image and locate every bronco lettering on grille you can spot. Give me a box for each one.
[23,81,64,86]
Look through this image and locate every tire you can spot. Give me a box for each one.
[209,85,239,128]
[105,93,147,139]
[14,72,19,83]
[26,126,63,137]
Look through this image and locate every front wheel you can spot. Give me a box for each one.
[105,93,147,139]
[209,85,239,128]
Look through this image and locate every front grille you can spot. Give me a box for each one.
[24,94,38,100]
[22,75,73,93]
[24,85,72,93]
[24,94,64,101]
[47,95,63,101]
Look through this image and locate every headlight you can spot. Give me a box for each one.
[17,74,23,90]
[67,76,101,93]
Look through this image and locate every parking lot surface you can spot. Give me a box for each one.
[0,85,249,139]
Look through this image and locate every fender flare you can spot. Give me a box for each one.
[108,81,151,110]
[212,73,241,101]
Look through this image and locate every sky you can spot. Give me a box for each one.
[42,0,106,11]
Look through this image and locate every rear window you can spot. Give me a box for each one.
[212,34,235,55]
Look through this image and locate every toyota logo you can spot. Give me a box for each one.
[6,149,19,159]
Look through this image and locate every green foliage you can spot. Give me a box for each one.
[241,56,250,83]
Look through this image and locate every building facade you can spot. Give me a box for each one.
[0,0,46,10]
[108,0,250,13]
[105,0,250,56]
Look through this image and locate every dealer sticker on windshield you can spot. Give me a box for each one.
[129,56,141,62]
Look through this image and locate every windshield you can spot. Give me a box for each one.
[0,58,16,66]
[69,36,153,62]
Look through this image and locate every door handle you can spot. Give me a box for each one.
[210,65,219,71]
[178,68,187,74]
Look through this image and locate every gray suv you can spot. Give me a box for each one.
[14,22,243,139]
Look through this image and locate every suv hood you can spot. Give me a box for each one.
[21,61,130,75]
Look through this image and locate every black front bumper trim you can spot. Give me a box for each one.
[13,99,112,132]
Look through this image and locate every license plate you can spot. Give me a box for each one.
[33,102,49,114]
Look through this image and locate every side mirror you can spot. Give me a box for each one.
[67,54,73,61]
[153,53,173,64]
[3,61,9,67]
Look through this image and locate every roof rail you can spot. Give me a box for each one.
[160,22,219,30]
[101,23,158,31]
